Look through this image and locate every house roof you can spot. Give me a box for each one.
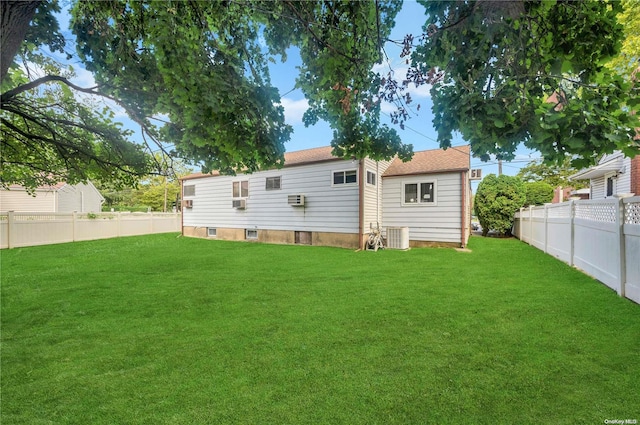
[383,145,470,177]
[570,152,625,180]
[181,146,339,181]
[181,145,471,181]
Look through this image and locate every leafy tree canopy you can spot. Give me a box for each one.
[516,158,588,189]
[70,0,409,176]
[397,0,640,168]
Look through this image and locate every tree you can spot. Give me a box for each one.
[516,158,588,190]
[523,181,554,206]
[396,0,640,168]
[475,175,526,237]
[70,1,409,175]
[2,1,408,191]
[606,0,640,80]
[1,1,153,191]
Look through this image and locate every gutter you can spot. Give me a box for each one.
[359,159,365,250]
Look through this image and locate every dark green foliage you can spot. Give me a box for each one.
[71,1,409,175]
[524,181,554,206]
[407,0,640,167]
[475,174,526,236]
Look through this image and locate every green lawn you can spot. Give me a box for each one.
[1,234,639,424]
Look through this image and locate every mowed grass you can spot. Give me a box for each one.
[1,234,639,424]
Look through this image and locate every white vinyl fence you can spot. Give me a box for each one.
[0,211,181,249]
[514,197,640,305]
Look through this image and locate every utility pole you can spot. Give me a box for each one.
[498,159,503,176]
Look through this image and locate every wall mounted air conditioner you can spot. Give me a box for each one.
[183,199,193,208]
[232,199,246,209]
[288,194,305,206]
[386,227,409,250]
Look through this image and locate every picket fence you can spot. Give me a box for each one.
[513,196,640,305]
[0,211,181,249]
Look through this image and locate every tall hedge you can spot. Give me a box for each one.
[475,175,526,236]
[524,181,554,206]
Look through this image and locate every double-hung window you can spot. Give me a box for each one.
[333,169,357,186]
[403,181,436,205]
[232,180,249,198]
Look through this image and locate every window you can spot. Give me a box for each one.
[183,185,195,197]
[606,176,614,197]
[403,181,435,205]
[366,170,376,186]
[333,169,357,185]
[266,176,281,190]
[246,229,258,239]
[233,180,249,198]
[207,227,217,237]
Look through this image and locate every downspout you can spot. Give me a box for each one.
[359,159,365,249]
[180,178,184,236]
[460,171,466,248]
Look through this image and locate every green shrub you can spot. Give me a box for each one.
[475,174,526,236]
[524,181,554,205]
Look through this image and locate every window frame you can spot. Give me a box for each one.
[207,227,217,237]
[232,180,249,198]
[183,184,196,197]
[366,169,377,186]
[245,229,258,240]
[332,169,358,187]
[605,173,616,198]
[401,180,437,206]
[265,176,282,191]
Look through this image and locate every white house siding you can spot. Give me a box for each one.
[183,159,360,234]
[382,172,463,244]
[0,189,56,212]
[362,158,392,233]
[590,157,632,199]
[57,182,104,213]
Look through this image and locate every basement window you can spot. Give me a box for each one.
[246,229,258,240]
[207,228,217,237]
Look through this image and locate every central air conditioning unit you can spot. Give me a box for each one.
[386,227,409,250]
[183,199,193,208]
[232,199,246,209]
[288,194,305,206]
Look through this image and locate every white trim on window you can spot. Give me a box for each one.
[207,227,217,237]
[402,180,437,206]
[246,229,258,240]
[265,176,281,190]
[233,180,249,198]
[366,169,377,186]
[332,169,358,187]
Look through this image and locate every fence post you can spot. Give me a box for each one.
[569,200,575,267]
[518,208,523,240]
[7,211,15,249]
[544,204,549,254]
[617,197,626,297]
[529,205,533,245]
[72,211,77,242]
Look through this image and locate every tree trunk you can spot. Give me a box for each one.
[1,1,41,83]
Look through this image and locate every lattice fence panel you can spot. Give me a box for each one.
[624,201,640,225]
[574,202,617,223]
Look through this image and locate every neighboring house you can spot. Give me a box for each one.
[0,182,105,213]
[552,186,590,203]
[570,152,640,199]
[180,145,472,249]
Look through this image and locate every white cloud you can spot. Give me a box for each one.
[278,97,309,125]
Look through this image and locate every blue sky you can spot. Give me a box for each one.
[54,1,538,187]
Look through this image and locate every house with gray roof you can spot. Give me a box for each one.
[180,145,471,249]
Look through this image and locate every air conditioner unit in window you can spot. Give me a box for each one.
[470,169,482,180]
[288,194,305,206]
[232,199,246,209]
[183,199,193,208]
